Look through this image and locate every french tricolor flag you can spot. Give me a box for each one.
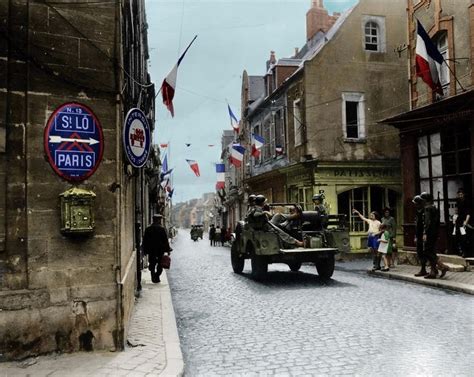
[216,163,225,190]
[251,134,265,158]
[161,36,197,117]
[186,159,200,177]
[416,20,444,95]
[230,144,245,168]
[228,104,239,133]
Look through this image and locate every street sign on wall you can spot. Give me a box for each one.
[123,108,151,168]
[44,102,104,182]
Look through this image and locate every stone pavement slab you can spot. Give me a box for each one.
[368,264,474,295]
[0,271,183,377]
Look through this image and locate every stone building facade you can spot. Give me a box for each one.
[382,0,474,253]
[0,0,156,359]
[240,0,409,250]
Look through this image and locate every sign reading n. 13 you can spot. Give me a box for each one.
[44,103,104,182]
[123,108,151,168]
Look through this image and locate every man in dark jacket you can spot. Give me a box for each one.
[420,192,448,279]
[413,195,428,277]
[143,214,172,283]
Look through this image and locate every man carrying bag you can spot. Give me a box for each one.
[143,214,172,283]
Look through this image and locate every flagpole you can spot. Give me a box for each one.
[442,60,466,92]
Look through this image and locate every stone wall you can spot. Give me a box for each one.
[0,0,147,360]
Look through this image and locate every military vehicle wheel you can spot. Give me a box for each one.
[251,254,267,280]
[288,262,302,272]
[231,243,244,274]
[315,254,335,279]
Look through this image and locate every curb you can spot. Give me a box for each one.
[158,270,184,377]
[367,270,474,295]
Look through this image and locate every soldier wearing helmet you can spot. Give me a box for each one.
[420,192,448,279]
[312,193,327,230]
[247,195,304,248]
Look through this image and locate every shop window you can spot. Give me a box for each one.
[342,93,366,140]
[289,186,313,210]
[418,133,445,221]
[293,99,303,146]
[338,186,397,233]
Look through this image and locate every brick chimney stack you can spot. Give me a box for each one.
[306,0,340,41]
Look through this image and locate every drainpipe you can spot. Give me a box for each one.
[114,0,124,351]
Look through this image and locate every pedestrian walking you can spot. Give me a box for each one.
[381,207,397,267]
[352,209,381,271]
[209,224,216,246]
[143,214,172,283]
[420,192,448,279]
[215,226,221,246]
[220,227,226,246]
[413,195,428,277]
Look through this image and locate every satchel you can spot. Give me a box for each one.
[160,254,171,269]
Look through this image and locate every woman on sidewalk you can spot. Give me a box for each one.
[353,209,382,271]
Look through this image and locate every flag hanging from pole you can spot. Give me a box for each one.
[230,144,245,168]
[415,20,444,95]
[227,104,239,133]
[251,133,265,158]
[216,163,225,190]
[186,159,200,177]
[161,35,198,117]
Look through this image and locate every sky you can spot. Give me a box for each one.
[145,0,358,203]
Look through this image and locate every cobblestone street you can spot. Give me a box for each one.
[168,231,473,376]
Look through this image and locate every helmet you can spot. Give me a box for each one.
[248,194,256,204]
[412,195,423,204]
[420,192,433,202]
[255,195,266,205]
[312,194,324,201]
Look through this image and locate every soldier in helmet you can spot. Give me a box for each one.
[248,195,304,248]
[420,192,449,279]
[413,195,428,277]
[312,193,327,230]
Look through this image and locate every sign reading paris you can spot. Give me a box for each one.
[123,108,151,168]
[44,103,104,182]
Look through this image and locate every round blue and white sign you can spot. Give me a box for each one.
[123,108,151,168]
[44,102,104,182]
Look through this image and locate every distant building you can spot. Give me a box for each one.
[381,0,473,253]
[0,1,156,359]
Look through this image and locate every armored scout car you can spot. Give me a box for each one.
[231,203,350,280]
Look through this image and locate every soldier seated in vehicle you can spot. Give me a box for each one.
[270,205,303,239]
[248,195,304,248]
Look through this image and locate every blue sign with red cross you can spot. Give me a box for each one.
[123,108,151,168]
[44,103,104,182]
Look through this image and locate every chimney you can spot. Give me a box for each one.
[294,47,299,57]
[306,0,339,41]
[266,50,277,71]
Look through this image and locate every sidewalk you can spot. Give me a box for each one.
[367,264,474,295]
[1,272,183,377]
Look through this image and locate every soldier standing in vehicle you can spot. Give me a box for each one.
[312,194,327,230]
